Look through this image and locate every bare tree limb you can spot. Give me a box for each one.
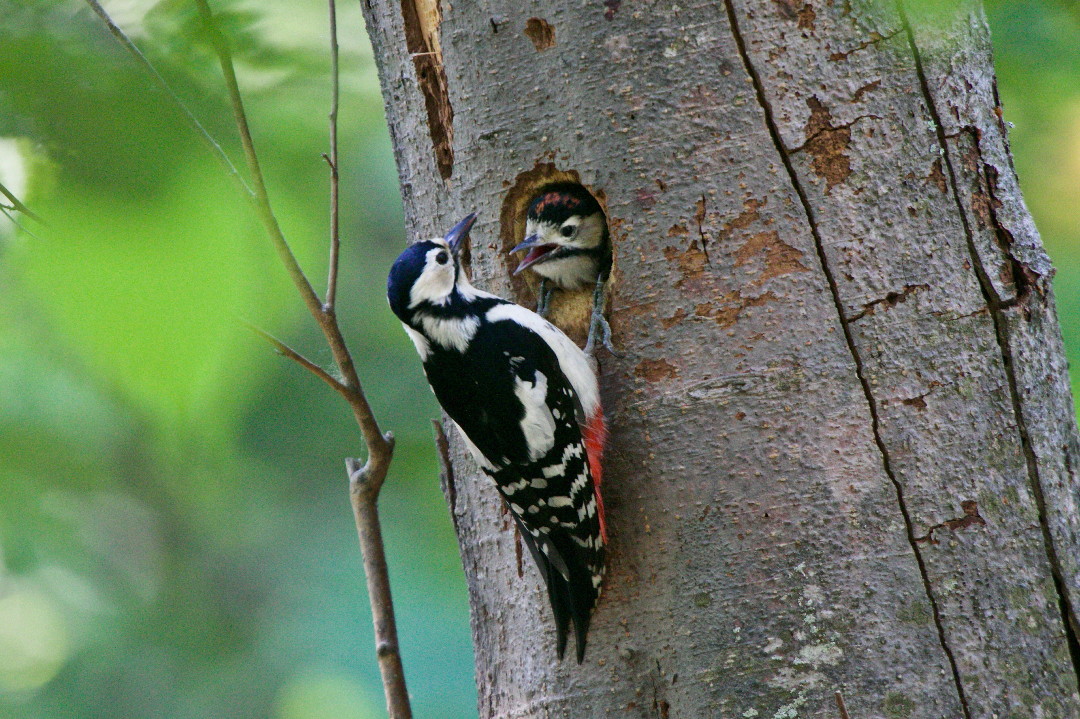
[82,0,251,197]
[347,456,411,719]
[88,2,411,715]
[191,0,386,456]
[191,2,410,716]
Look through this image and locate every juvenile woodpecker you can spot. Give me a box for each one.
[510,183,615,354]
[387,213,607,663]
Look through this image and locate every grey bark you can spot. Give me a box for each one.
[360,0,1080,715]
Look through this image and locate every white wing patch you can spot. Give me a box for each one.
[485,303,599,418]
[514,369,556,461]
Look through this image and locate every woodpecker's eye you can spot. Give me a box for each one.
[560,225,576,238]
[436,251,449,265]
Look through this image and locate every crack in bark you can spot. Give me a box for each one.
[722,1,972,715]
[847,283,930,322]
[828,28,903,61]
[899,2,1080,693]
[694,194,711,264]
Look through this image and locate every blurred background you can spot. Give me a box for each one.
[0,1,1077,717]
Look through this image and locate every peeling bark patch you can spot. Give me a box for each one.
[797,3,816,30]
[971,188,999,230]
[719,197,766,241]
[603,0,620,20]
[803,97,851,193]
[667,223,689,237]
[664,243,709,286]
[524,17,555,51]
[734,230,810,283]
[901,395,927,410]
[927,158,947,194]
[635,358,679,382]
[661,307,688,329]
[695,291,778,328]
[852,79,881,103]
[915,501,987,544]
[400,0,454,179]
[847,284,930,322]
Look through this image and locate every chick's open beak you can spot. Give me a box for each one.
[445,213,477,255]
[511,234,558,275]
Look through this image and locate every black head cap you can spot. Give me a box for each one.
[526,183,602,226]
[387,240,440,322]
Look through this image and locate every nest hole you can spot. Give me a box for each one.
[498,163,614,346]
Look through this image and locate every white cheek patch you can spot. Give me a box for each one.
[408,246,455,307]
[573,213,605,250]
[515,370,556,461]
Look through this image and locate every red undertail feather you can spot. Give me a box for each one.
[582,406,608,543]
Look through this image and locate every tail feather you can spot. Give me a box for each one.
[511,512,601,663]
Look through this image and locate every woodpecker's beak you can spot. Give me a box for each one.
[445,213,477,255]
[511,234,557,275]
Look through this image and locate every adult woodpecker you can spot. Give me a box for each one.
[387,213,607,662]
[510,183,615,354]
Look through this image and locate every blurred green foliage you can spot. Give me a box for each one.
[0,1,1077,717]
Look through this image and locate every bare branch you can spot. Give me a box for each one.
[192,0,387,463]
[193,2,408,715]
[347,456,412,719]
[324,0,342,312]
[82,0,252,197]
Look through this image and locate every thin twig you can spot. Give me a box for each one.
[324,0,342,311]
[242,321,351,398]
[82,0,252,197]
[192,2,409,716]
[192,0,384,456]
[0,207,43,241]
[0,181,45,224]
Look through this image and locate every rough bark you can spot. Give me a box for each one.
[360,0,1080,715]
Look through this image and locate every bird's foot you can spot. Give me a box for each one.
[536,280,554,318]
[584,276,619,358]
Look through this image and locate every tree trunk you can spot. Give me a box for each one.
[360,0,1080,715]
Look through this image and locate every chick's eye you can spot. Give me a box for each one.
[436,251,449,265]
[560,225,576,237]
